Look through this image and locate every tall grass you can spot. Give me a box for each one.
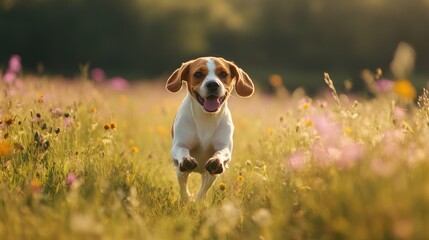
[1,72,429,239]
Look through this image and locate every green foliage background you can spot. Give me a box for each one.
[1,0,429,79]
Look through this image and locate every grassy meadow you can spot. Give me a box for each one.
[1,63,429,240]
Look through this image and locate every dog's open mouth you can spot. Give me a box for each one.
[196,93,227,112]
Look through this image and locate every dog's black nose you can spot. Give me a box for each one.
[206,81,220,92]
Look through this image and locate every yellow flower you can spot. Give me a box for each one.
[304,119,314,127]
[300,102,311,110]
[36,93,44,103]
[31,179,42,193]
[0,141,13,156]
[344,127,353,135]
[265,127,274,135]
[237,175,244,182]
[89,107,97,113]
[394,80,416,101]
[218,183,226,191]
[131,146,139,154]
[155,125,168,136]
[268,74,283,88]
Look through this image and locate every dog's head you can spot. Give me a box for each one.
[166,57,254,113]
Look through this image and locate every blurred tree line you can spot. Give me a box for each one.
[1,0,428,79]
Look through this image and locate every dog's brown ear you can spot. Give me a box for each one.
[228,61,255,97]
[166,61,192,93]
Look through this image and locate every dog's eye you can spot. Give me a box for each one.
[194,71,204,78]
[219,71,228,78]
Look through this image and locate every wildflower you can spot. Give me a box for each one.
[155,125,168,136]
[104,124,110,130]
[316,100,328,108]
[89,107,97,113]
[109,122,117,129]
[237,174,244,182]
[2,72,17,84]
[131,146,139,154]
[337,143,364,168]
[375,79,394,93]
[8,55,22,73]
[66,173,78,185]
[218,182,226,191]
[394,80,416,101]
[4,117,14,126]
[304,119,313,127]
[344,127,353,135]
[0,141,13,156]
[299,98,312,110]
[393,107,406,120]
[371,159,393,177]
[376,67,383,79]
[31,179,42,193]
[311,114,342,145]
[252,208,272,227]
[90,68,106,82]
[108,77,129,91]
[36,93,44,103]
[287,150,306,171]
[268,74,283,88]
[217,203,240,234]
[63,117,74,128]
[51,108,62,117]
[265,127,274,135]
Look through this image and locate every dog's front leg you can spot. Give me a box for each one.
[171,145,198,172]
[171,145,197,202]
[205,147,232,175]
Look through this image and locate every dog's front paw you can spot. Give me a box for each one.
[205,158,224,175]
[179,156,198,172]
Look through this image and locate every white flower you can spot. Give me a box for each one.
[252,208,272,227]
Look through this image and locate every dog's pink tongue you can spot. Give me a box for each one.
[204,96,221,112]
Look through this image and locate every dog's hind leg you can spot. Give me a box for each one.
[195,172,217,202]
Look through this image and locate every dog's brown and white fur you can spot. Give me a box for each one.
[166,57,254,202]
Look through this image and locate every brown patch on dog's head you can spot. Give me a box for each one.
[166,60,193,93]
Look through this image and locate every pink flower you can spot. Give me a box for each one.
[316,100,328,108]
[3,72,17,84]
[66,173,78,185]
[371,159,393,177]
[338,143,364,168]
[90,68,106,82]
[311,114,342,145]
[8,55,22,73]
[375,79,394,93]
[287,150,306,171]
[393,107,406,120]
[108,77,129,91]
[51,107,62,118]
[63,117,74,128]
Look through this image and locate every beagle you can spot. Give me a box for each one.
[166,57,254,202]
